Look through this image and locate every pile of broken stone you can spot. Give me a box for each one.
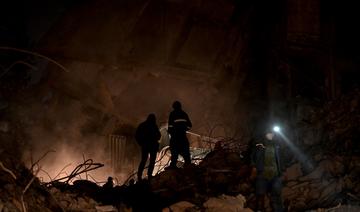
[1,90,359,212]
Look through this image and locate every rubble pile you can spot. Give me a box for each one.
[283,155,360,210]
[149,149,252,206]
[147,91,360,211]
[281,89,360,210]
[295,89,359,153]
[162,194,252,212]
[0,151,63,212]
[0,89,358,211]
[49,187,98,211]
[324,89,359,154]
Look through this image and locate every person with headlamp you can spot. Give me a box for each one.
[250,125,285,212]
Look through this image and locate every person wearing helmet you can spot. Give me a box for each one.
[251,130,284,212]
[167,101,192,169]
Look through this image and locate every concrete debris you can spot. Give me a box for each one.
[50,187,98,211]
[0,89,358,212]
[95,205,118,212]
[306,204,360,212]
[163,201,197,212]
[203,194,252,212]
[283,156,360,210]
[284,163,303,181]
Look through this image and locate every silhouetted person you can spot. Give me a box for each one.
[101,176,114,204]
[251,131,284,212]
[103,176,114,190]
[167,101,192,169]
[135,114,161,181]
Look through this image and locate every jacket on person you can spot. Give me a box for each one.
[251,138,283,178]
[168,109,192,136]
[135,118,161,148]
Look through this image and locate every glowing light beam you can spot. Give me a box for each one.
[276,131,314,171]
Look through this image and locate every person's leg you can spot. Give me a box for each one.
[181,138,191,165]
[137,148,148,180]
[255,195,265,212]
[169,138,179,168]
[270,177,284,212]
[255,176,267,211]
[147,150,157,178]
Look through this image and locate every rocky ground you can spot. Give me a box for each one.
[1,90,359,212]
[0,151,63,212]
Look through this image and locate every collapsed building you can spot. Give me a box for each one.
[1,0,359,211]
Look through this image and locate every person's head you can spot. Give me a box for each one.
[266,132,275,140]
[107,176,113,182]
[146,113,156,123]
[172,101,182,110]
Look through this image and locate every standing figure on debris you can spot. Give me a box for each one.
[135,114,161,181]
[251,130,284,212]
[101,176,114,204]
[167,101,192,169]
[103,176,114,190]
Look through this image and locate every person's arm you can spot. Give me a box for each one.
[185,113,192,129]
[155,125,161,141]
[250,143,258,180]
[168,112,174,135]
[250,142,267,179]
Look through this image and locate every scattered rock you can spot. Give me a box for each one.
[203,194,251,212]
[95,205,118,212]
[307,204,360,212]
[284,163,303,181]
[163,201,197,212]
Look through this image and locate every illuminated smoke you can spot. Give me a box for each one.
[20,98,129,185]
